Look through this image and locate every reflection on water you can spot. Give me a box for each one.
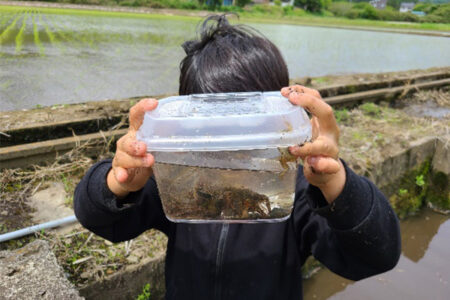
[303,209,450,300]
[1,9,450,111]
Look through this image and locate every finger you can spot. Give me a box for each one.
[307,156,341,174]
[311,116,319,140]
[114,166,129,183]
[113,151,154,169]
[289,138,339,159]
[118,134,147,157]
[288,92,338,136]
[129,98,158,131]
[281,85,321,98]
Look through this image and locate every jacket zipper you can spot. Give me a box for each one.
[214,223,229,300]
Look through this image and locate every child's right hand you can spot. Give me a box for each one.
[106,98,158,198]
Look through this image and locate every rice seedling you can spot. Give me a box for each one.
[0,13,17,30]
[0,13,24,45]
[32,13,45,56]
[40,13,59,48]
[15,13,29,54]
[44,14,82,49]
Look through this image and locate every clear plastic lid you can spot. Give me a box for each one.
[137,92,311,151]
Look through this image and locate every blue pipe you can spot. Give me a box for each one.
[0,215,78,243]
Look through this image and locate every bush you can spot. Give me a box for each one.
[431,4,450,22]
[328,2,353,17]
[376,6,398,21]
[220,5,243,12]
[398,12,419,22]
[352,2,371,10]
[283,6,307,16]
[235,0,251,8]
[359,5,379,20]
[414,3,439,14]
[249,4,282,14]
[345,8,360,19]
[180,1,200,9]
[294,0,323,13]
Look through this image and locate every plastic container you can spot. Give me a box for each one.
[137,92,311,223]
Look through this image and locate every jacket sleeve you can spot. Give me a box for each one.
[293,160,401,281]
[74,159,172,242]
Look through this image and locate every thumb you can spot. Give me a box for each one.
[129,98,158,131]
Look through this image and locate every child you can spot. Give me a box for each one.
[74,15,400,300]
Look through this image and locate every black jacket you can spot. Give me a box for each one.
[74,159,401,300]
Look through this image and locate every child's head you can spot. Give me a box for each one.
[179,14,289,95]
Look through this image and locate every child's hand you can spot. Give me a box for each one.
[106,99,158,198]
[281,85,345,203]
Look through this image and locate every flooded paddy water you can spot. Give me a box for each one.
[1,6,450,111]
[303,209,450,300]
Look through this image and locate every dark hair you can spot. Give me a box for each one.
[179,14,289,95]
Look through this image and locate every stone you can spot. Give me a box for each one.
[0,240,83,300]
[126,254,140,264]
[432,136,450,175]
[29,182,77,234]
[79,255,166,300]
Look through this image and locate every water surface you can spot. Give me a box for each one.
[1,10,449,111]
[303,209,450,300]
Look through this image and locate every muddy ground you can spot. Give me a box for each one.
[0,71,449,295]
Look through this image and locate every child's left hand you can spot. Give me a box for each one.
[281,85,346,203]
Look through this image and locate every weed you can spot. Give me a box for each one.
[0,223,7,234]
[334,108,349,123]
[359,102,381,118]
[398,188,408,196]
[388,160,436,219]
[136,283,151,300]
[313,76,330,84]
[415,174,425,187]
[351,131,367,141]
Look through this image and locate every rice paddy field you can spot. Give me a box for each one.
[1,5,450,111]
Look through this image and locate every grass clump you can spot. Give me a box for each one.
[389,160,450,219]
[136,283,152,300]
[334,108,349,124]
[389,161,431,219]
[359,102,381,118]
